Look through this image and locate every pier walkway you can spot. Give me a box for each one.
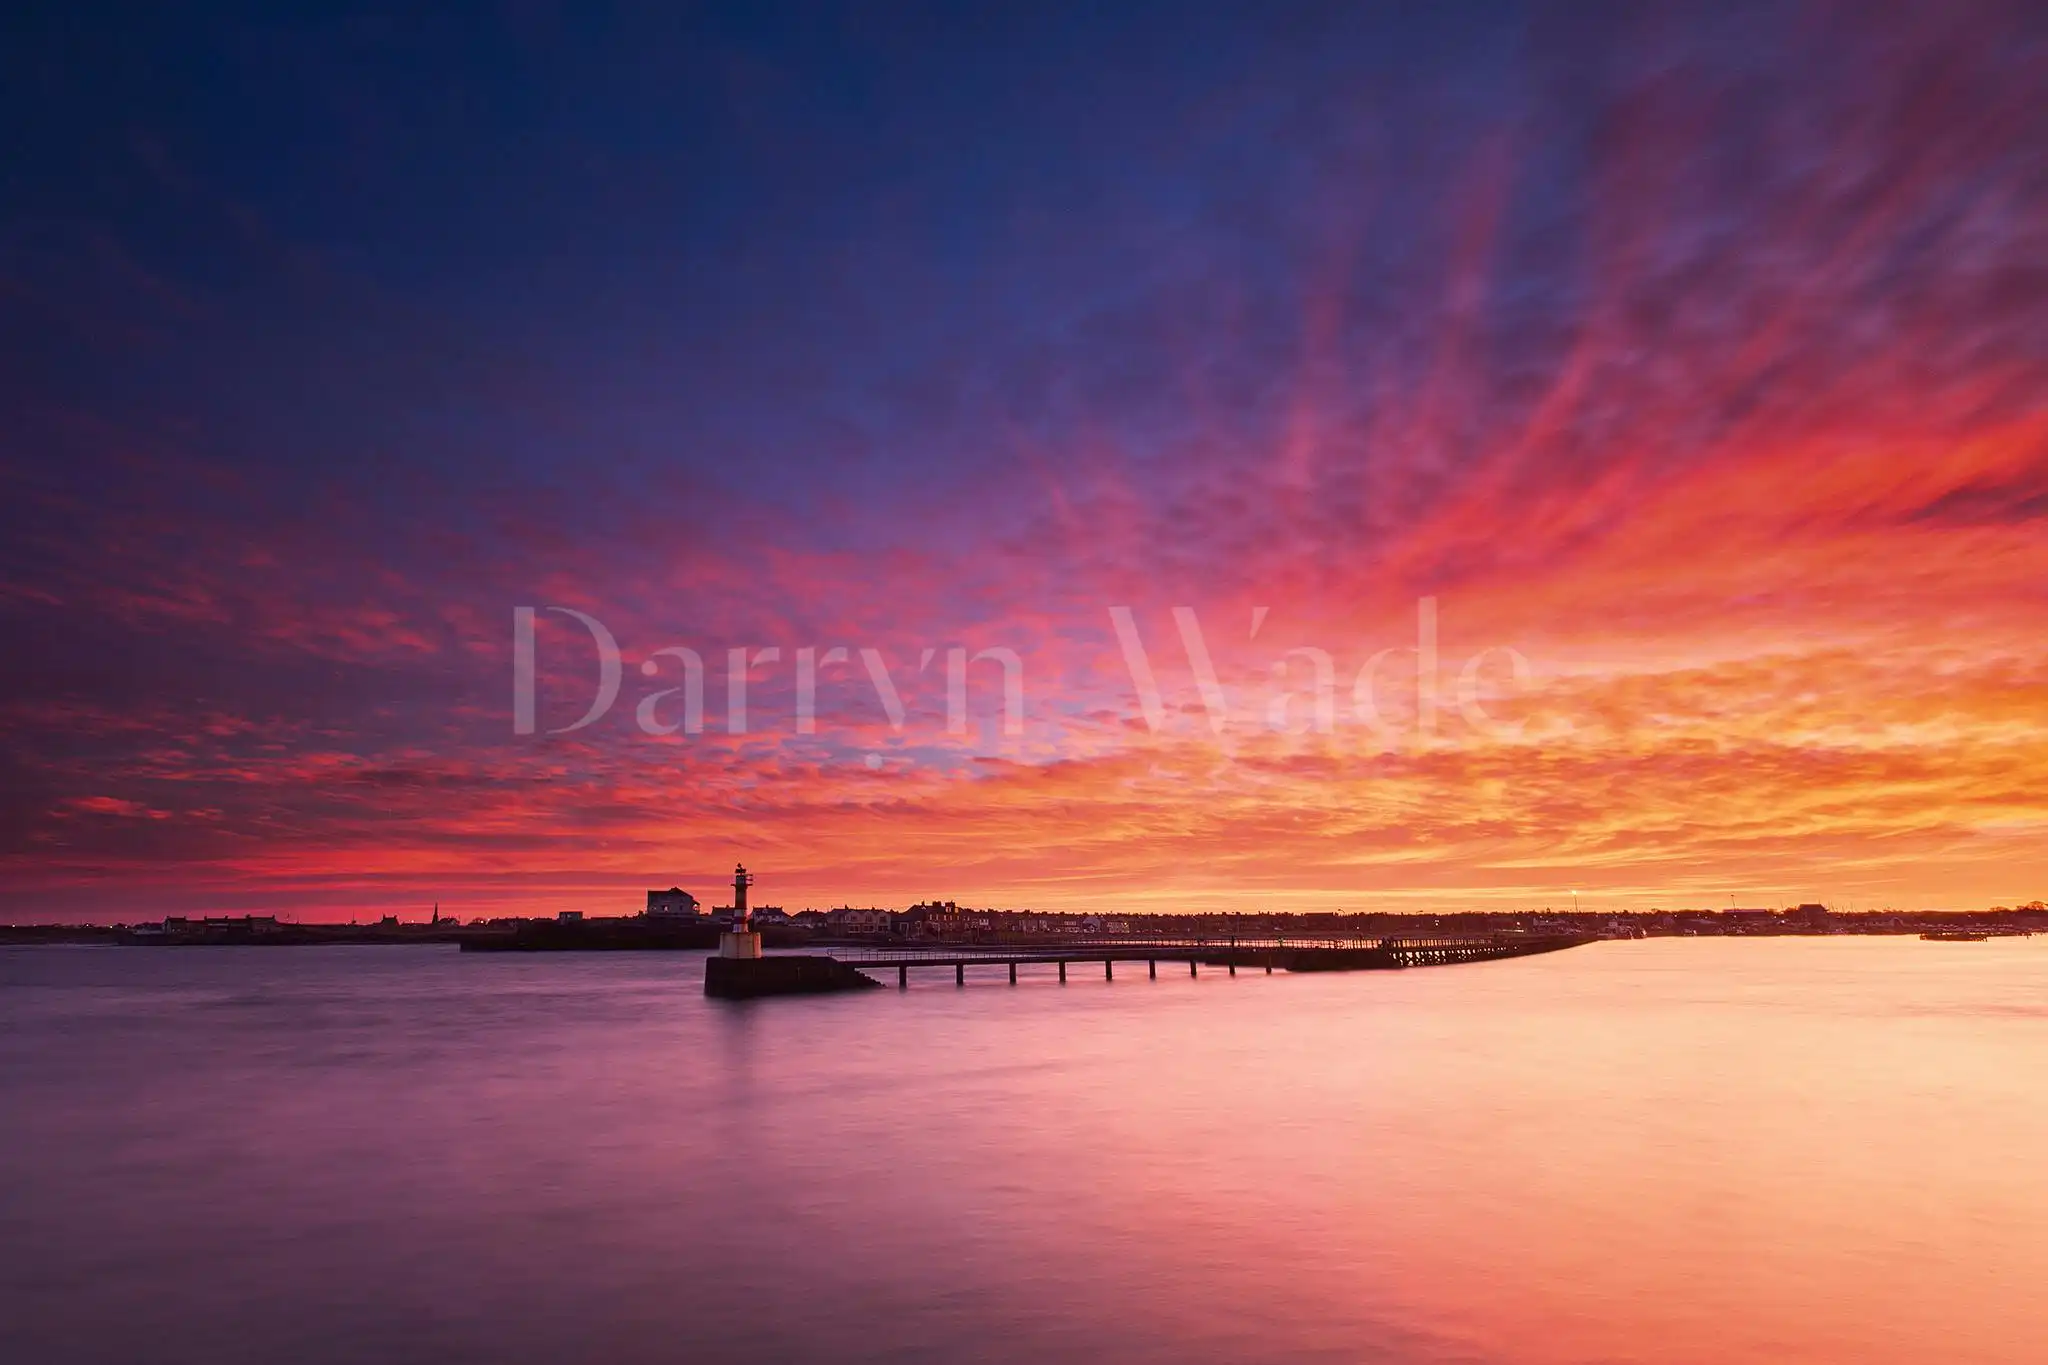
[822,934,1588,987]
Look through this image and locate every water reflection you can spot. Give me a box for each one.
[1,937,2043,1364]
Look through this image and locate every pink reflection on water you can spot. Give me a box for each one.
[2,937,2044,1363]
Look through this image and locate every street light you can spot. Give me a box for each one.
[1571,889,1580,914]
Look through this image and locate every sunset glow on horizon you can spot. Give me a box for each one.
[4,2,2045,922]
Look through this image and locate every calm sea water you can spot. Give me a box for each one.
[2,937,2044,1364]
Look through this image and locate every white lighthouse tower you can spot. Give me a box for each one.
[719,863,762,959]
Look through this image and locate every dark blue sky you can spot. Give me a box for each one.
[4,2,1588,514]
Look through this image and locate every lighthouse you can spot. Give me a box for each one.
[702,861,880,998]
[719,863,762,959]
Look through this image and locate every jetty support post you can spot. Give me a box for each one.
[1058,961,1067,983]
[956,963,965,987]
[1009,962,1017,985]
[898,964,907,989]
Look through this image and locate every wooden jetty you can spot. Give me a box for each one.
[709,933,1589,996]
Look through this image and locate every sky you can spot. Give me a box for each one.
[2,1,2045,922]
